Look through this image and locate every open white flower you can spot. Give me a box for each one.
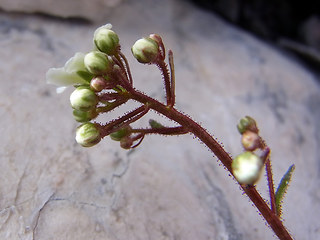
[46,52,93,93]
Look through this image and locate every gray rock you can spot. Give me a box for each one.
[0,0,122,21]
[300,15,320,51]
[0,0,319,239]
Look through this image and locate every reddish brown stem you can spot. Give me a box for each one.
[243,186,291,239]
[168,50,175,108]
[157,60,172,107]
[100,105,148,137]
[119,51,133,85]
[131,126,188,135]
[129,89,293,240]
[130,133,145,148]
[261,144,277,215]
[99,93,122,101]
[266,158,277,214]
[96,98,128,113]
[112,66,133,91]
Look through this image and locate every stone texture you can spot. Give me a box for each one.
[0,0,319,239]
[0,0,122,22]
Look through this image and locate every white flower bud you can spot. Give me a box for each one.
[70,86,98,111]
[94,25,119,55]
[73,109,98,122]
[84,51,112,75]
[232,152,263,185]
[75,123,101,147]
[131,37,159,63]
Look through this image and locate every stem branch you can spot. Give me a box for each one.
[157,60,172,107]
[131,126,188,135]
[266,158,277,214]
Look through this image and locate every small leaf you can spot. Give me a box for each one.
[77,70,93,82]
[149,119,164,129]
[275,164,295,216]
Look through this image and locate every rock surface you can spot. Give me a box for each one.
[0,0,319,239]
[0,0,122,22]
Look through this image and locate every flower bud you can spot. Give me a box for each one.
[232,151,263,185]
[75,123,101,147]
[149,119,164,129]
[94,26,119,55]
[73,109,98,122]
[84,51,112,75]
[149,34,163,46]
[241,131,261,151]
[70,86,98,111]
[90,76,107,92]
[110,126,132,141]
[131,37,159,63]
[237,116,258,134]
[120,136,134,149]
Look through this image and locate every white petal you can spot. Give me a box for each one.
[93,23,113,41]
[64,52,86,73]
[56,86,67,94]
[46,68,88,86]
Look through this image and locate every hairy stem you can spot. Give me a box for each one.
[266,158,277,214]
[119,52,133,85]
[157,60,172,107]
[100,105,148,137]
[168,50,175,108]
[129,89,292,240]
[131,126,188,135]
[261,142,277,215]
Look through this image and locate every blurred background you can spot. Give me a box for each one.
[192,0,320,73]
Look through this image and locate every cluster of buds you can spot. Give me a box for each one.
[46,24,172,149]
[68,25,121,147]
[232,116,266,185]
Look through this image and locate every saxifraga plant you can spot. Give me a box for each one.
[46,24,295,240]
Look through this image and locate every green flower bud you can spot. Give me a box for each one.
[131,37,159,63]
[94,26,119,55]
[149,119,164,129]
[70,86,98,111]
[241,131,261,151]
[73,109,98,122]
[232,151,263,185]
[110,126,132,141]
[76,123,101,147]
[237,116,258,134]
[84,51,112,75]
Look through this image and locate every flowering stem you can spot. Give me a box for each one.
[168,50,175,108]
[261,143,277,215]
[119,52,133,85]
[100,105,149,137]
[130,134,145,148]
[157,60,173,107]
[266,158,277,214]
[131,126,188,135]
[128,89,292,240]
[96,98,128,113]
